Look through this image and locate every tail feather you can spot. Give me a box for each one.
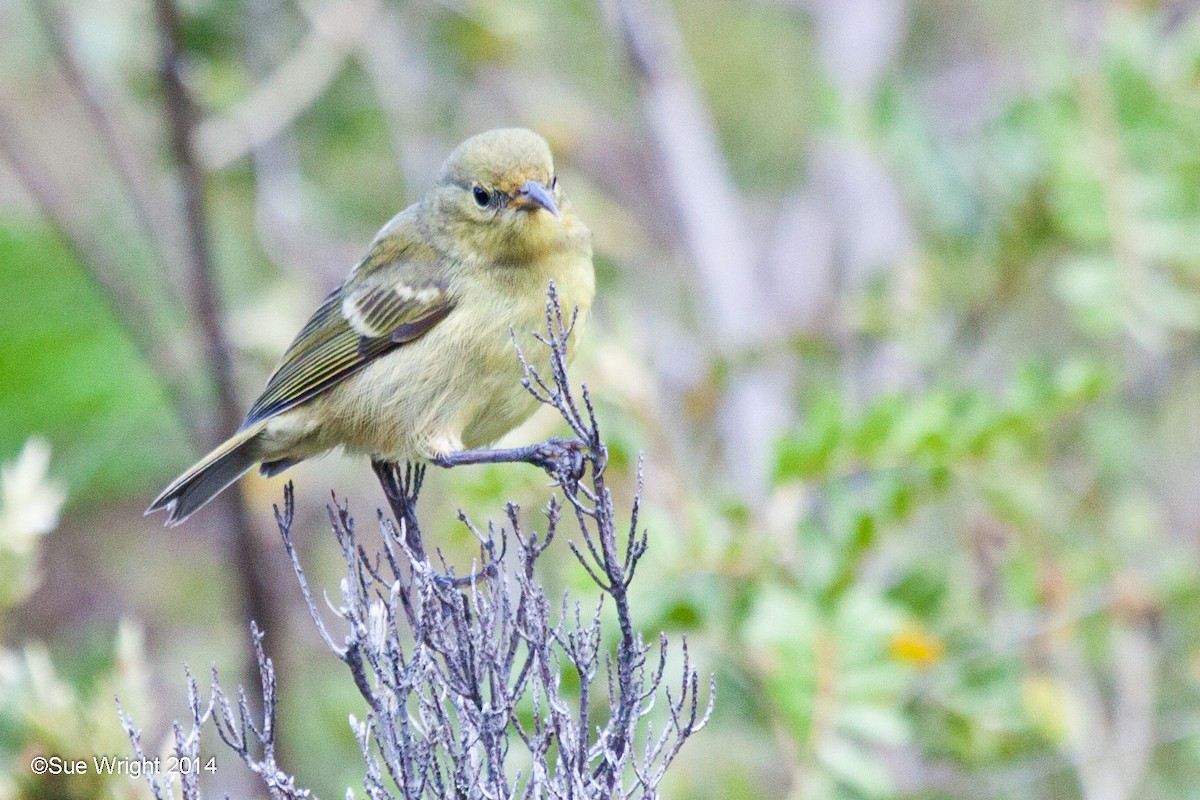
[146,426,264,527]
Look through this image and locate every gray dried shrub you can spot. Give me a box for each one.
[122,286,714,800]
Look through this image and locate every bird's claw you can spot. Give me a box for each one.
[531,437,587,482]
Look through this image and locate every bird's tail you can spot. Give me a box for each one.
[146,424,265,527]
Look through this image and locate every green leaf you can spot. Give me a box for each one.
[0,224,186,501]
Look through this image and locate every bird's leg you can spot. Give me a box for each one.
[371,459,498,589]
[371,459,427,561]
[432,437,587,482]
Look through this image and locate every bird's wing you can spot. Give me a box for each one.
[239,232,454,430]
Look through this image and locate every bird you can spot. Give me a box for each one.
[147,128,595,526]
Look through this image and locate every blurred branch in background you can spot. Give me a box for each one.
[0,0,289,739]
[600,0,792,495]
[1045,599,1161,800]
[242,0,375,288]
[195,0,382,172]
[152,0,285,701]
[353,4,446,194]
[31,0,184,296]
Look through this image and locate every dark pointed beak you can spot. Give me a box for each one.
[511,179,560,219]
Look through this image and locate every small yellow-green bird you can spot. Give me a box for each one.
[148,128,594,526]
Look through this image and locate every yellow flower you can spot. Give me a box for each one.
[889,624,944,668]
[1022,674,1069,744]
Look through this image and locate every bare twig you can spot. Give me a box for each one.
[120,631,311,800]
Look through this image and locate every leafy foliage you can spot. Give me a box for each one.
[0,227,186,501]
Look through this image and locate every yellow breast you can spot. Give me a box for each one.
[296,238,594,461]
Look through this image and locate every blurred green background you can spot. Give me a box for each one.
[3,0,1200,797]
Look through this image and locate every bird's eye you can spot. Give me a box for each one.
[550,175,558,190]
[472,186,491,207]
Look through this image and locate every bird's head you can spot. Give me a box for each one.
[430,128,581,265]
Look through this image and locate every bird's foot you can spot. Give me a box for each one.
[527,437,587,482]
[430,561,500,590]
